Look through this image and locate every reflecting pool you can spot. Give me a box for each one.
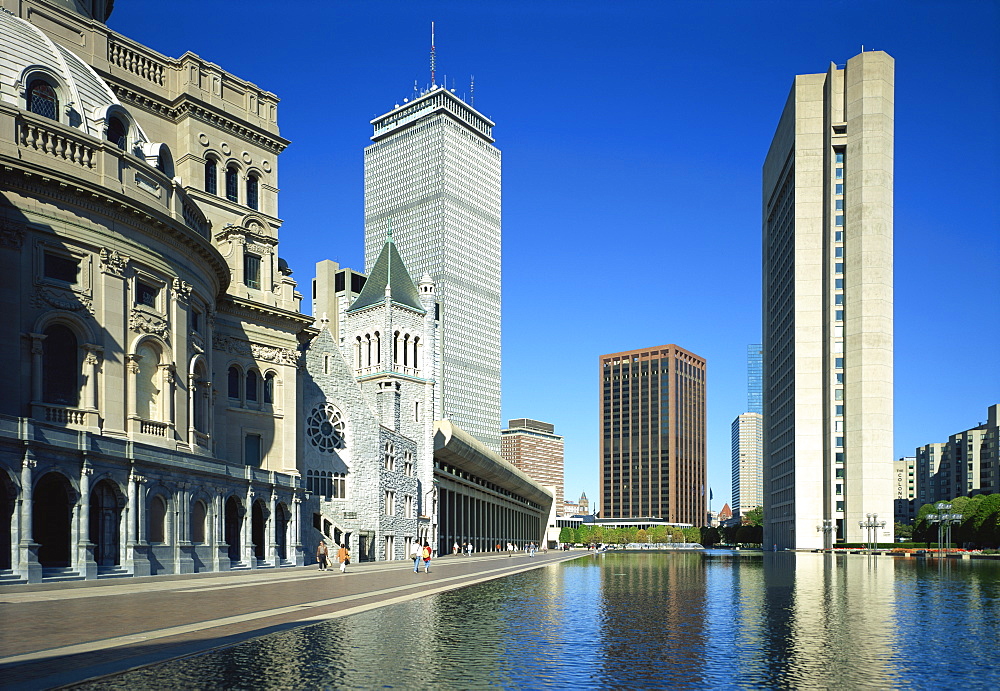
[79,552,1000,689]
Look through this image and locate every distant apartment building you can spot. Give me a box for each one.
[747,344,763,415]
[762,51,894,548]
[732,413,764,517]
[894,456,916,524]
[311,259,367,339]
[600,345,706,526]
[501,419,564,510]
[915,404,999,504]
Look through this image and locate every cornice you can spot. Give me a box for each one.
[218,295,314,330]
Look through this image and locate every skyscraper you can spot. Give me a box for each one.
[762,51,894,549]
[747,344,763,415]
[600,345,706,525]
[501,419,565,511]
[732,344,764,518]
[364,86,502,451]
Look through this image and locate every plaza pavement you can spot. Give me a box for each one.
[0,550,584,689]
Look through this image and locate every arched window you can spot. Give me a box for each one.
[354,337,362,369]
[227,366,240,399]
[246,370,259,403]
[156,146,174,176]
[205,159,217,194]
[148,495,167,543]
[263,373,275,404]
[365,334,372,367]
[413,337,420,370]
[225,166,239,203]
[393,331,400,365]
[402,334,410,367]
[191,500,207,543]
[106,116,127,150]
[384,441,395,471]
[373,332,381,365]
[28,79,58,120]
[246,174,259,210]
[42,324,79,406]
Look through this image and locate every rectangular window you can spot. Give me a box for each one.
[835,199,844,210]
[191,309,201,333]
[835,153,844,164]
[405,495,414,519]
[136,281,158,308]
[835,168,843,179]
[384,491,395,515]
[836,501,845,512]
[836,452,845,463]
[835,358,844,369]
[835,405,844,416]
[244,253,261,290]
[836,373,844,384]
[835,231,843,242]
[244,433,262,467]
[835,263,844,274]
[44,253,80,283]
[835,294,844,305]
[835,247,844,258]
[835,215,844,226]
[835,468,845,479]
[835,278,844,290]
[415,401,420,422]
[836,183,844,195]
[836,483,843,495]
[835,310,843,322]
[836,436,844,447]
[835,389,844,401]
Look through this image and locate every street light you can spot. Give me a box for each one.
[816,519,835,550]
[859,513,886,553]
[926,502,963,556]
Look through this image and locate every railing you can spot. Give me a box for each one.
[108,40,166,86]
[16,117,96,168]
[139,419,169,437]
[41,405,88,425]
[181,193,211,239]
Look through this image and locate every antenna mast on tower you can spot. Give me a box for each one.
[430,21,437,87]
[470,74,475,107]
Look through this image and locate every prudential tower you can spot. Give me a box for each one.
[364,83,502,452]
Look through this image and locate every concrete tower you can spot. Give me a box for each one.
[364,87,501,452]
[762,51,894,549]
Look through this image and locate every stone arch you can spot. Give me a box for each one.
[146,487,170,544]
[274,502,290,561]
[189,493,211,544]
[0,469,17,571]
[18,66,71,125]
[89,478,125,567]
[131,337,168,422]
[251,498,268,561]
[189,354,210,435]
[224,494,244,562]
[33,471,76,568]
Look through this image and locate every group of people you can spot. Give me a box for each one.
[315,541,350,573]
[316,539,543,574]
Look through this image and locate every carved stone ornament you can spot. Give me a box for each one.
[129,309,169,341]
[172,278,193,304]
[0,218,26,250]
[32,285,93,314]
[212,333,300,368]
[99,248,130,277]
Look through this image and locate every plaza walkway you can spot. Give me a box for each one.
[0,550,583,689]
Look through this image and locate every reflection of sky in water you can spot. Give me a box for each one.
[78,553,1000,689]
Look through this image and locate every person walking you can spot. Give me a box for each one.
[337,543,350,573]
[411,542,422,572]
[466,542,474,557]
[316,541,329,571]
[421,542,432,573]
[507,542,514,558]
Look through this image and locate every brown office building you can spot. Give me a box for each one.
[501,419,564,511]
[600,345,706,525]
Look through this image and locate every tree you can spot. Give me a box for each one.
[745,506,763,527]
[558,526,573,545]
[735,526,753,545]
[682,527,700,544]
[636,528,649,544]
[894,521,913,541]
[700,526,721,547]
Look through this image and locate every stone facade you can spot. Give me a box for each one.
[0,1,308,583]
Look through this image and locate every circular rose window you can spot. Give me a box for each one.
[307,403,346,451]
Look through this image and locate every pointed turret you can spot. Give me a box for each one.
[347,230,425,314]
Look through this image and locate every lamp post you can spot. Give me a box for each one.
[816,519,835,550]
[859,513,886,553]
[926,502,963,556]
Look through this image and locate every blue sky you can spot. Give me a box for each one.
[112,1,999,512]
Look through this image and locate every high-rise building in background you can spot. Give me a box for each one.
[894,456,916,525]
[731,412,764,517]
[732,343,764,519]
[600,346,706,525]
[747,344,763,415]
[762,51,894,549]
[501,419,564,511]
[914,404,999,505]
[364,87,502,452]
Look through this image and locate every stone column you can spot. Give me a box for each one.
[18,453,41,583]
[78,463,97,579]
[292,493,304,566]
[244,486,254,568]
[177,483,194,574]
[131,474,150,576]
[268,489,277,565]
[160,364,176,432]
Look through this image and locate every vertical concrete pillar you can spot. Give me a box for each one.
[78,463,97,579]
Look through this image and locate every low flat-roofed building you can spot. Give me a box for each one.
[434,420,553,554]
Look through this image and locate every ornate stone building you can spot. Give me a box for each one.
[0,0,309,583]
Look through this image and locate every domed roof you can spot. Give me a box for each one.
[0,8,140,139]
